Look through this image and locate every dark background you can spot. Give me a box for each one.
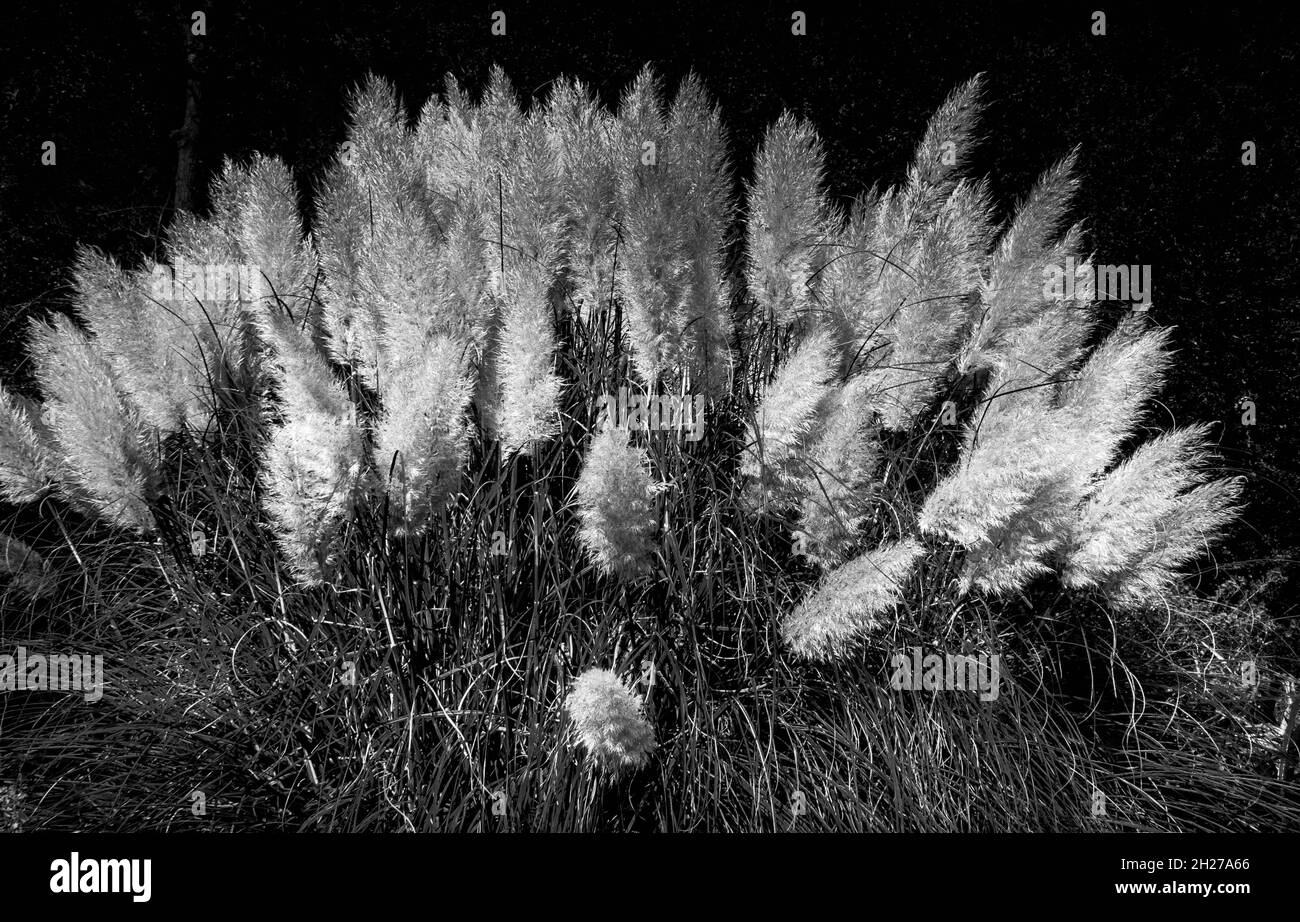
[1,0,1297,592]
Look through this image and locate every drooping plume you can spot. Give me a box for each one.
[0,387,55,503]
[783,538,924,661]
[742,327,839,511]
[1062,424,1244,608]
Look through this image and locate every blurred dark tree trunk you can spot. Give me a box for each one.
[172,5,202,212]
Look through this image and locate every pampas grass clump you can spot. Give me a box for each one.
[1,69,1294,833]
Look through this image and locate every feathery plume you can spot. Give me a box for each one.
[794,375,881,567]
[72,249,210,433]
[372,335,473,534]
[1056,318,1173,476]
[476,65,525,173]
[866,179,993,428]
[904,74,985,224]
[235,155,320,339]
[1062,424,1244,608]
[314,157,378,380]
[667,73,734,399]
[492,262,563,454]
[485,107,566,453]
[746,113,830,325]
[29,315,157,532]
[919,401,1077,548]
[613,70,735,396]
[260,412,365,585]
[958,477,1079,594]
[0,387,55,502]
[933,318,1178,594]
[742,327,839,510]
[548,77,620,316]
[161,204,251,415]
[1101,477,1243,610]
[783,538,924,661]
[565,667,656,773]
[615,68,689,388]
[438,203,493,357]
[823,189,887,362]
[956,151,1085,378]
[423,73,484,210]
[574,421,663,578]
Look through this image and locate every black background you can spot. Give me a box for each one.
[1,1,1297,594]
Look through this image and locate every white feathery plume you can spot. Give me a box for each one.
[957,151,1084,377]
[485,105,566,454]
[547,77,620,317]
[475,65,525,176]
[666,72,734,399]
[438,202,493,359]
[745,112,830,326]
[866,179,993,428]
[260,410,364,586]
[29,315,157,532]
[160,245,250,422]
[72,248,211,433]
[900,74,986,228]
[742,327,839,511]
[359,172,446,379]
[783,538,924,661]
[0,386,55,503]
[958,476,1079,594]
[252,275,361,579]
[814,79,989,427]
[1056,318,1174,477]
[574,420,664,579]
[918,401,1077,549]
[935,321,1178,595]
[314,157,377,379]
[794,374,881,567]
[235,155,320,345]
[372,335,473,535]
[823,189,887,363]
[615,67,690,388]
[422,73,485,212]
[492,265,564,454]
[246,163,365,583]
[1101,476,1243,610]
[1062,424,1244,607]
[189,159,268,394]
[565,667,656,772]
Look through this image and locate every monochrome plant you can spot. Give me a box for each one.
[0,68,1288,833]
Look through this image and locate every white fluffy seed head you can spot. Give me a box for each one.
[565,667,656,773]
[783,538,924,661]
[574,421,663,579]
